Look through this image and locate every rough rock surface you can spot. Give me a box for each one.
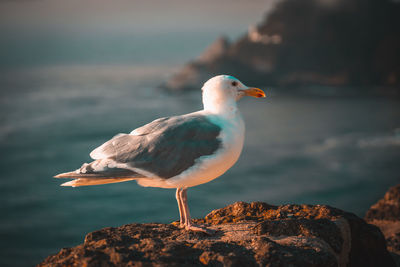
[39,202,394,267]
[162,0,400,92]
[365,184,400,265]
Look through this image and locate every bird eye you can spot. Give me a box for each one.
[231,81,238,87]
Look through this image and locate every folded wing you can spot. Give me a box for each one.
[56,114,222,186]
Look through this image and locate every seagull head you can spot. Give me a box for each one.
[202,75,265,113]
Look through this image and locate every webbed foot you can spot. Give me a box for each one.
[185,224,216,235]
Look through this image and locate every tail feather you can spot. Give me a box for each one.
[61,177,136,187]
[54,170,138,179]
[55,168,142,187]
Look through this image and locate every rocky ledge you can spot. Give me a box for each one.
[365,184,400,265]
[39,201,395,267]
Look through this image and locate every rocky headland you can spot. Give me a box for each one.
[162,0,400,92]
[39,199,397,267]
[365,184,400,265]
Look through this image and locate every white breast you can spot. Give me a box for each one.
[162,111,245,188]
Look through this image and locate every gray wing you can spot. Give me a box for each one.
[90,115,222,178]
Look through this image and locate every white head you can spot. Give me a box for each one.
[201,75,265,113]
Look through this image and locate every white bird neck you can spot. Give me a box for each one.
[202,94,238,116]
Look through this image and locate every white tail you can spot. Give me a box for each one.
[54,168,141,187]
[61,177,137,187]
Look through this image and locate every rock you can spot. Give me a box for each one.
[162,0,400,92]
[365,184,400,265]
[197,36,230,64]
[365,184,400,222]
[38,201,394,267]
[163,37,231,92]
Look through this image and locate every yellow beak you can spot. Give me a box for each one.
[242,87,266,98]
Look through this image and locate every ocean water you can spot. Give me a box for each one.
[0,64,399,266]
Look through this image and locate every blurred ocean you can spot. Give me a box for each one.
[0,16,399,267]
[1,62,399,266]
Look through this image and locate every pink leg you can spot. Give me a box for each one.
[175,188,185,228]
[179,188,215,235]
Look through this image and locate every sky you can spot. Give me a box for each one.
[0,0,280,69]
[0,0,279,35]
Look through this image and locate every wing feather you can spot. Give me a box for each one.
[89,114,222,179]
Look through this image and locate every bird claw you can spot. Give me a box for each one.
[171,221,185,228]
[185,224,216,235]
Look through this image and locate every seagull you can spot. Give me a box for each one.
[55,75,266,233]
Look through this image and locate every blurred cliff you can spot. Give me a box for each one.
[163,0,400,92]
